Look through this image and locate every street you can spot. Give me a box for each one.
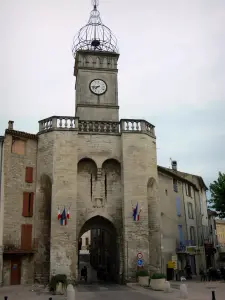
[0,284,159,300]
[0,281,225,300]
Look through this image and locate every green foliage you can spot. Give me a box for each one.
[209,172,225,218]
[136,269,149,277]
[49,274,68,293]
[151,273,166,279]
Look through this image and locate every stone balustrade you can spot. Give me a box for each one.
[38,116,155,137]
[79,120,120,133]
[39,116,77,132]
[120,119,155,137]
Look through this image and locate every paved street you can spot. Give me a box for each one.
[0,281,225,300]
[0,284,159,300]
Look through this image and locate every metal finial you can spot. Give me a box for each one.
[92,0,99,9]
[72,0,118,57]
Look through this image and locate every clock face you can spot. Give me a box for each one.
[90,79,107,95]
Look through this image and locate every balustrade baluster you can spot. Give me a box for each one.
[65,118,68,129]
[59,118,62,128]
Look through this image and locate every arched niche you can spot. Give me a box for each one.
[77,158,98,204]
[35,174,52,284]
[78,158,98,176]
[102,159,121,202]
[77,215,119,283]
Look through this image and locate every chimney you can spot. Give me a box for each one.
[8,121,14,130]
[171,160,177,171]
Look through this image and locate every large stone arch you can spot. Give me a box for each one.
[34,174,52,284]
[77,215,120,283]
[147,177,161,273]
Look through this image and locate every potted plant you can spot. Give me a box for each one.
[49,274,68,295]
[136,269,149,287]
[150,273,166,291]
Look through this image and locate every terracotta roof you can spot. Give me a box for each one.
[157,165,199,190]
[5,129,38,141]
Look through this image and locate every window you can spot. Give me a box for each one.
[186,184,192,197]
[25,167,33,183]
[21,224,32,250]
[11,138,25,155]
[173,179,178,192]
[188,202,194,219]
[176,197,181,216]
[85,237,89,246]
[22,192,34,217]
[190,226,196,245]
[105,173,107,199]
[165,189,168,196]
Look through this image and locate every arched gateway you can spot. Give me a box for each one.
[78,215,119,283]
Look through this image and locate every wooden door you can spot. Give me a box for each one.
[10,258,21,285]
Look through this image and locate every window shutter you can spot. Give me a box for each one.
[22,192,29,217]
[29,193,34,217]
[21,224,32,250]
[25,167,33,183]
[176,197,181,216]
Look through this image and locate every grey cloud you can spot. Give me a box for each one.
[0,0,225,187]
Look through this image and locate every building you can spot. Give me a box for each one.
[0,2,161,285]
[158,162,208,276]
[216,219,225,265]
[206,209,218,268]
[0,2,211,286]
[79,231,91,255]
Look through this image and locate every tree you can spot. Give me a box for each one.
[209,172,225,218]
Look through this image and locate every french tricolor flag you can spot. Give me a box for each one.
[67,208,70,219]
[57,208,61,220]
[60,208,67,226]
[133,203,139,221]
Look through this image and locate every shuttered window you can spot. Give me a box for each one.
[22,192,34,217]
[21,224,32,250]
[176,197,181,216]
[25,167,33,183]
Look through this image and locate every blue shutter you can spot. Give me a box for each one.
[178,225,184,243]
[176,197,181,216]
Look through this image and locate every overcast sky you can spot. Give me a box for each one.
[0,0,225,188]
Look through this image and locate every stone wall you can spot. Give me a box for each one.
[34,132,55,283]
[49,131,78,280]
[121,132,161,278]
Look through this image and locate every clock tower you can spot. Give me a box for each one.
[72,1,119,122]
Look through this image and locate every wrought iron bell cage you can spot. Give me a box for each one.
[72,0,119,57]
